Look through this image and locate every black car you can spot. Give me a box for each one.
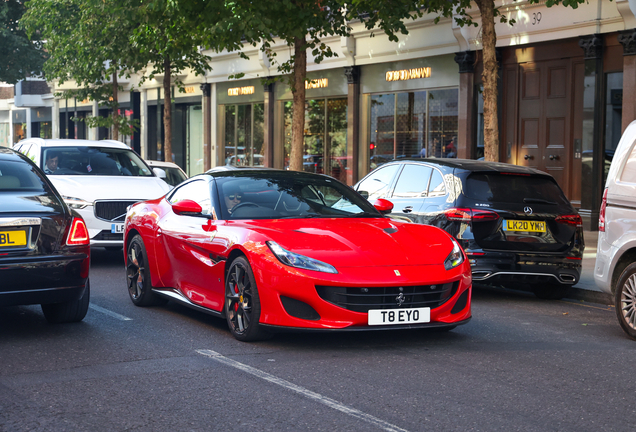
[0,148,91,322]
[355,158,584,299]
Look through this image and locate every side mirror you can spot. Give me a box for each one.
[153,167,167,179]
[172,199,203,216]
[373,198,394,214]
[358,190,369,199]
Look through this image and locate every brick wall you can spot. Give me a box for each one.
[0,86,14,99]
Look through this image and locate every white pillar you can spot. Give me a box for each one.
[140,89,148,159]
[52,99,60,139]
[25,109,32,139]
[211,82,218,167]
[9,109,14,145]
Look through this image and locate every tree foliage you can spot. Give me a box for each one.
[22,0,145,139]
[0,0,46,84]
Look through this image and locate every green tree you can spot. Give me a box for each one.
[0,0,46,84]
[130,0,220,162]
[192,0,424,171]
[22,0,144,140]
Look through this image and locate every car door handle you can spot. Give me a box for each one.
[402,206,413,213]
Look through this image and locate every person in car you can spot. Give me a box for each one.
[44,151,59,174]
[224,185,243,214]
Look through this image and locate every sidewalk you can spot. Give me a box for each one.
[566,230,613,305]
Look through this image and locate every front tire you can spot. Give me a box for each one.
[224,256,270,342]
[126,235,166,307]
[615,262,636,340]
[42,279,90,323]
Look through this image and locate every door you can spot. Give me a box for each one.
[518,59,572,195]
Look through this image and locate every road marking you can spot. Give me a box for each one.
[89,304,133,321]
[196,349,409,432]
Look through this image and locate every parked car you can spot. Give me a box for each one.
[146,160,188,187]
[13,139,171,250]
[355,158,584,300]
[594,121,636,340]
[0,148,91,323]
[124,169,472,341]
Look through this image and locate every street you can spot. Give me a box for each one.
[1,247,635,432]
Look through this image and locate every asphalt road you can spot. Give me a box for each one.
[1,247,635,432]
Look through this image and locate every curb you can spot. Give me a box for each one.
[566,287,612,306]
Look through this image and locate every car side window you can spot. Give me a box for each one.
[168,180,213,215]
[356,164,400,200]
[392,164,432,198]
[428,169,446,196]
[620,141,636,183]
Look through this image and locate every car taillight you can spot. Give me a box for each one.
[599,188,608,232]
[555,214,583,228]
[444,208,500,222]
[66,217,90,246]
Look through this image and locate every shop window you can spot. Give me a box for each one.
[369,88,458,172]
[605,72,623,183]
[283,98,348,182]
[224,103,264,167]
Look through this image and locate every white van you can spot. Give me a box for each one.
[594,121,636,339]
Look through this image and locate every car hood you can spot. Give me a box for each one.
[242,218,455,268]
[49,176,171,202]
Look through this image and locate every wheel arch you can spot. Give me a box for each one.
[612,247,636,295]
[224,248,248,280]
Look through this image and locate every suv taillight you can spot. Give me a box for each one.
[444,208,500,222]
[66,217,90,246]
[555,214,583,228]
[599,187,608,232]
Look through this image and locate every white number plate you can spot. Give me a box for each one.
[368,307,430,326]
[111,223,125,233]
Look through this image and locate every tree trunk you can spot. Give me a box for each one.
[290,35,307,172]
[112,72,119,141]
[163,57,172,163]
[476,0,499,162]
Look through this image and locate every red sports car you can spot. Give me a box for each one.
[123,169,472,341]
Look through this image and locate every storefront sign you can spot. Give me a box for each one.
[385,67,431,82]
[228,86,255,96]
[184,86,196,94]
[305,78,328,89]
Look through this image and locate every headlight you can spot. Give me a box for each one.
[62,196,92,210]
[267,241,338,274]
[444,238,465,270]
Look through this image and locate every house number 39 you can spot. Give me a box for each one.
[532,12,542,25]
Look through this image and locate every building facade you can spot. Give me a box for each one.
[1,0,634,230]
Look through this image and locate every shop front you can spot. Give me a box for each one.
[359,55,460,177]
[216,80,265,168]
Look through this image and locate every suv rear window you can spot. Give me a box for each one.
[0,160,47,192]
[464,173,570,205]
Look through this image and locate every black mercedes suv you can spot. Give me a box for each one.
[355,158,584,299]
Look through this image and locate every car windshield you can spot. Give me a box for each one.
[42,146,153,177]
[214,172,381,220]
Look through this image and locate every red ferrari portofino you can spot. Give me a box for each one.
[124,169,472,341]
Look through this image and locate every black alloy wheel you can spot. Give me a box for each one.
[225,256,270,342]
[126,235,166,307]
[615,262,636,340]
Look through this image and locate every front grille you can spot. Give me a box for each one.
[93,230,123,241]
[316,282,459,313]
[94,201,138,222]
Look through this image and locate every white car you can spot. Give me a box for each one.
[594,120,636,339]
[145,160,188,187]
[13,138,171,250]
